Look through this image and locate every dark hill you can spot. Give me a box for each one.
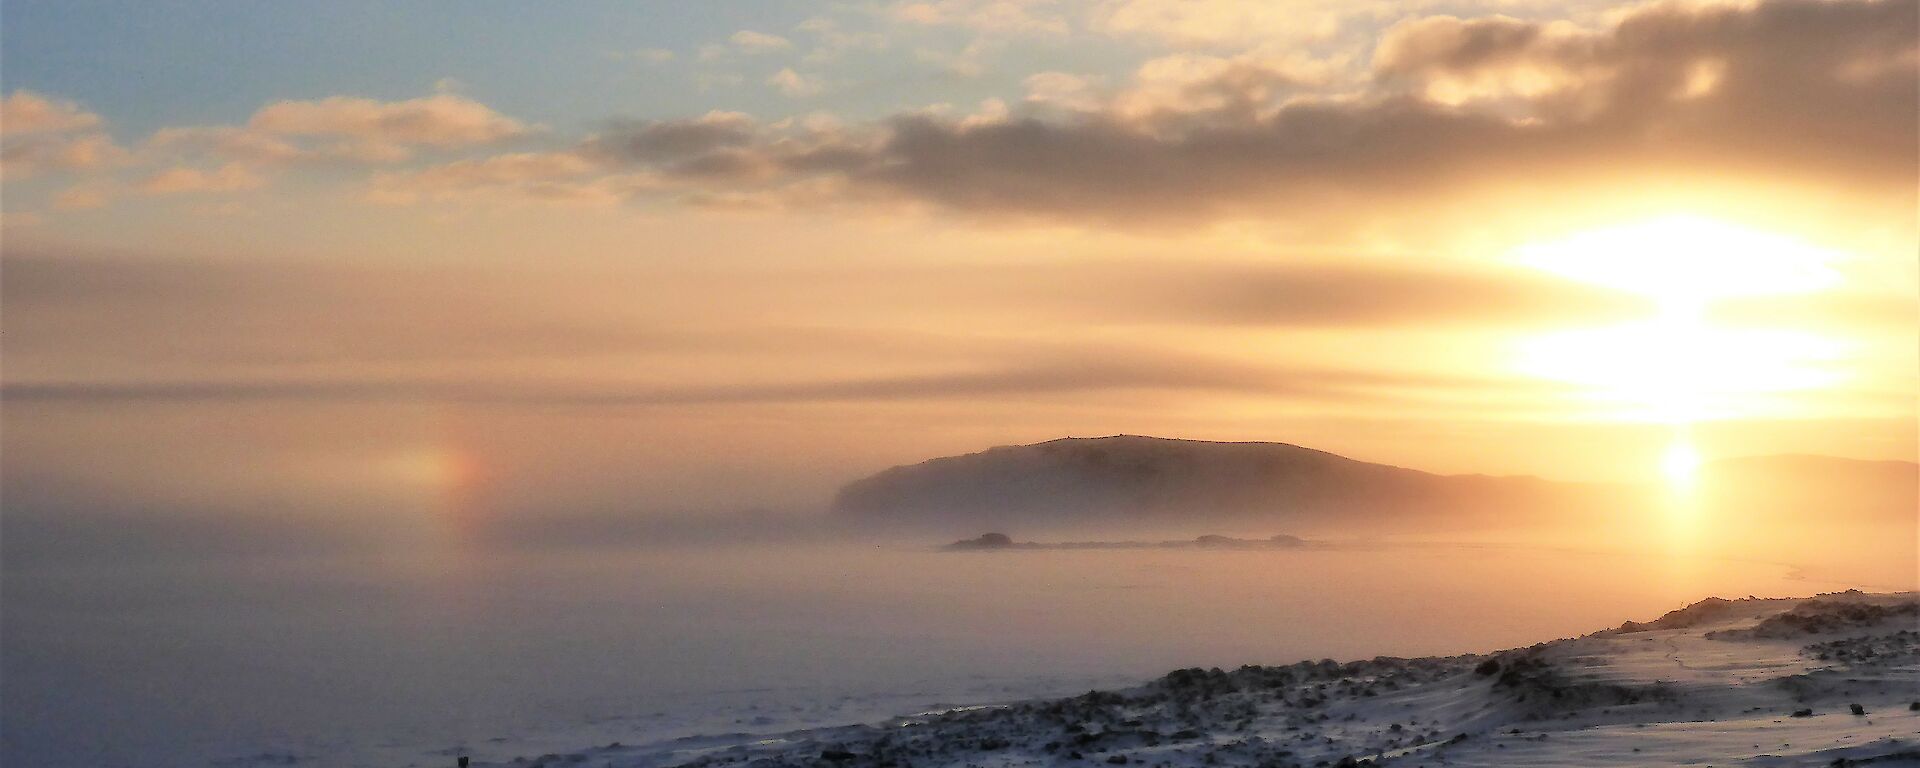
[831,435,1620,535]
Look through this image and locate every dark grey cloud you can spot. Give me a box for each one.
[1117,263,1652,327]
[537,0,1914,224]
[1371,0,1918,167]
[758,259,1652,328]
[853,102,1539,220]
[1372,16,1550,77]
[579,112,758,164]
[850,0,1914,221]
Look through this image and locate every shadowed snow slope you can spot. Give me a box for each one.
[517,591,1920,768]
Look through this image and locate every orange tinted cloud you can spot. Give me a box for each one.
[0,91,128,180]
[0,90,103,135]
[248,93,530,149]
[139,163,266,194]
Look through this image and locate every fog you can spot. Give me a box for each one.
[5,534,1874,768]
[5,395,1912,768]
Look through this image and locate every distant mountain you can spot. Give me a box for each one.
[1697,454,1917,529]
[831,435,1621,535]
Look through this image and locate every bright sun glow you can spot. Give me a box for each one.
[1512,214,1844,308]
[1511,215,1851,426]
[1661,437,1701,489]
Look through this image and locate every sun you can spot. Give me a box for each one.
[1660,437,1701,490]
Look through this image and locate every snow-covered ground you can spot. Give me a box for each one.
[498,591,1920,768]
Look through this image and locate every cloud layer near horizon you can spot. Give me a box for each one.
[375,0,1916,224]
[0,251,1645,410]
[5,0,1912,227]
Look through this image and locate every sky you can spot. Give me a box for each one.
[2,0,1915,542]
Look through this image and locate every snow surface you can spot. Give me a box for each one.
[481,591,1920,768]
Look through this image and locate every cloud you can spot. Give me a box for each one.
[769,68,825,97]
[52,182,116,210]
[144,125,307,165]
[16,0,1907,230]
[0,252,1646,391]
[1710,291,1920,334]
[33,161,265,210]
[1085,262,1651,328]
[1092,0,1343,48]
[700,0,1919,223]
[248,93,530,148]
[365,151,641,205]
[1114,52,1335,120]
[1370,15,1623,108]
[138,162,266,194]
[623,47,677,63]
[5,91,540,213]
[581,111,759,163]
[367,111,784,205]
[374,151,596,188]
[1369,0,1916,122]
[380,0,1907,227]
[888,0,1072,36]
[0,353,1508,409]
[0,211,44,228]
[1,90,104,135]
[1026,52,1339,122]
[0,92,128,180]
[1023,72,1104,111]
[1,131,129,179]
[21,92,540,206]
[147,123,415,168]
[729,30,794,53]
[0,252,692,373]
[914,37,1008,77]
[796,16,890,63]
